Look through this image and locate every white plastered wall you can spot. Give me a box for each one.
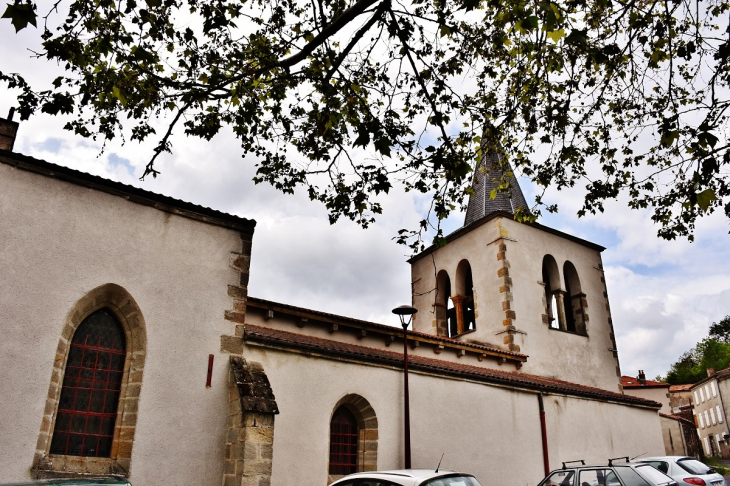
[0,162,242,484]
[410,216,620,391]
[622,388,671,414]
[243,345,664,486]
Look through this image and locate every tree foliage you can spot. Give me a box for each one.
[665,319,730,385]
[709,315,730,342]
[2,0,730,249]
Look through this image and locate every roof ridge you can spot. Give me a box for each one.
[247,296,527,358]
[0,148,256,231]
[243,323,661,408]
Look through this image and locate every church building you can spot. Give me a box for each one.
[0,117,665,486]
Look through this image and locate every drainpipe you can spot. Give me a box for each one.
[538,393,550,475]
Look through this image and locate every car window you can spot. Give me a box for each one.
[677,460,713,475]
[421,475,482,486]
[632,465,674,486]
[542,470,576,486]
[642,462,669,474]
[614,466,653,486]
[579,468,621,486]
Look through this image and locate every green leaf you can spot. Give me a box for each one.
[699,131,719,148]
[439,24,451,37]
[660,130,679,147]
[696,189,718,211]
[112,86,128,107]
[489,189,497,200]
[2,2,37,32]
[565,29,587,47]
[374,137,391,157]
[546,29,565,43]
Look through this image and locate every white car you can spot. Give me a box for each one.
[634,457,726,486]
[329,469,482,486]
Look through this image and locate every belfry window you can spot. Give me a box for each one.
[50,309,126,457]
[449,260,476,337]
[563,261,588,336]
[329,406,359,475]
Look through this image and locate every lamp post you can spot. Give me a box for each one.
[392,304,418,469]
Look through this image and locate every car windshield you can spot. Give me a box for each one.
[421,475,482,486]
[677,460,713,475]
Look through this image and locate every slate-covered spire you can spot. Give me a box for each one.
[464,149,528,227]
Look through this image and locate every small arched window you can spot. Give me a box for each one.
[435,270,452,338]
[450,259,475,337]
[563,261,587,335]
[329,406,359,476]
[50,309,126,457]
[542,255,563,330]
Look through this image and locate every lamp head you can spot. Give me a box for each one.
[392,305,418,330]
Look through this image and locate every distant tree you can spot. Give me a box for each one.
[665,337,730,385]
[709,316,730,343]
[2,0,730,249]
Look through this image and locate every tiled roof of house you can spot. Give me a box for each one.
[659,412,696,428]
[246,297,528,361]
[669,384,694,392]
[0,149,256,232]
[688,367,730,389]
[621,375,670,388]
[244,324,661,409]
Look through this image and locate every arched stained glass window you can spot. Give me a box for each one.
[329,406,359,475]
[50,309,126,457]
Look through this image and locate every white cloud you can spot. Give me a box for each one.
[3,16,730,384]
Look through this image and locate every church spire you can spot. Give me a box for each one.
[463,149,528,227]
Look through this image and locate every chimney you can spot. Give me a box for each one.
[0,108,19,151]
[708,368,716,377]
[638,370,646,385]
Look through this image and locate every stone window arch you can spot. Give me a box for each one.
[541,255,563,330]
[563,261,588,336]
[32,283,146,479]
[434,270,452,337]
[451,259,475,337]
[327,394,378,484]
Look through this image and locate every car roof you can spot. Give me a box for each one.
[636,457,694,462]
[332,469,466,482]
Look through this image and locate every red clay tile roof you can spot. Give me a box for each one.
[621,375,669,388]
[244,324,662,409]
[247,297,527,361]
[659,412,696,428]
[669,384,694,392]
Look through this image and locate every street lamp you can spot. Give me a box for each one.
[392,304,418,469]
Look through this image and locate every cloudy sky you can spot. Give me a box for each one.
[2,14,729,382]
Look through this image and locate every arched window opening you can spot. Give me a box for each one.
[563,261,588,336]
[542,255,565,331]
[435,270,452,338]
[450,260,475,337]
[542,265,558,329]
[327,394,378,482]
[329,406,359,476]
[50,309,126,457]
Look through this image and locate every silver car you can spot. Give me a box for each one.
[330,469,482,486]
[634,457,726,486]
[538,460,677,486]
